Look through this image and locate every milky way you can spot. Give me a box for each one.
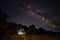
[0,0,60,32]
[19,2,58,28]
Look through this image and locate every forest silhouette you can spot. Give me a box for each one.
[0,9,60,37]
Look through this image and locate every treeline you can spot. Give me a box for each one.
[0,10,60,36]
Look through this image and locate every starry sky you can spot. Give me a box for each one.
[0,0,60,32]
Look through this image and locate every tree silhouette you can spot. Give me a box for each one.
[27,24,37,34]
[18,24,22,28]
[18,25,28,33]
[0,10,8,32]
[6,23,18,34]
[38,28,46,34]
[0,10,8,40]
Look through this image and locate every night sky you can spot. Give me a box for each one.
[0,0,60,32]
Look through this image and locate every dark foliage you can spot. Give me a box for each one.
[0,9,60,36]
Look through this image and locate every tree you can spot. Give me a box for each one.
[0,10,8,32]
[21,25,28,33]
[0,10,8,40]
[7,23,18,34]
[27,24,37,34]
[38,28,46,34]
